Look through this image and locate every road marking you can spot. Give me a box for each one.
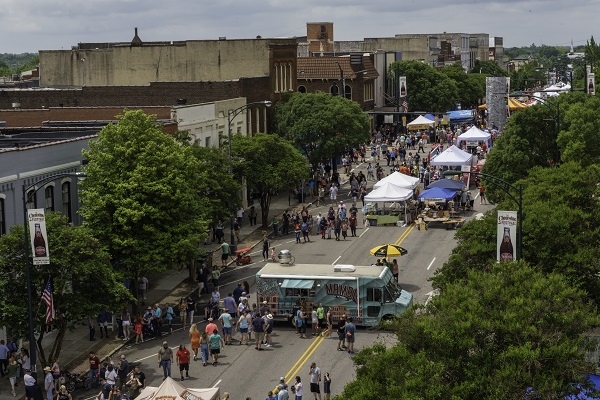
[286,335,325,385]
[426,257,436,270]
[394,223,416,246]
[359,227,369,237]
[280,335,324,384]
[132,346,179,363]
[332,255,341,265]
[222,274,257,286]
[212,379,222,388]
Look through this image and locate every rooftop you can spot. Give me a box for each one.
[297,55,378,80]
[257,263,388,278]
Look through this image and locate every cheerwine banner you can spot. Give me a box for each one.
[497,211,517,263]
[28,209,50,265]
[325,283,358,303]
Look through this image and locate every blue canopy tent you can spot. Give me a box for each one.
[447,109,475,124]
[418,187,458,201]
[426,179,466,191]
[423,113,436,121]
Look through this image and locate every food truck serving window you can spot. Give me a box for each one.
[280,279,315,289]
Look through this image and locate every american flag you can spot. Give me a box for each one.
[41,277,55,325]
[402,99,409,113]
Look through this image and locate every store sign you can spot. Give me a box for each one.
[325,283,358,303]
[497,211,517,262]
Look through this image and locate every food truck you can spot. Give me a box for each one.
[255,263,413,326]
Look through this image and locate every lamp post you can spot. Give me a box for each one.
[22,172,85,372]
[443,170,523,261]
[335,61,345,98]
[226,101,271,251]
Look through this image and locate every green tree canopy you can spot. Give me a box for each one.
[232,133,309,226]
[391,61,459,112]
[339,263,600,400]
[558,94,600,167]
[79,110,206,276]
[0,213,132,365]
[471,59,508,76]
[440,64,486,109]
[274,92,370,170]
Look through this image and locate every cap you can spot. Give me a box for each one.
[267,314,273,319]
[208,317,213,321]
[241,292,246,295]
[162,341,168,345]
[43,366,51,372]
[279,377,285,382]
[147,306,152,310]
[263,300,267,304]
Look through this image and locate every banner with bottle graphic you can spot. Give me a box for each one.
[27,209,50,265]
[398,76,407,98]
[588,73,595,95]
[497,210,517,262]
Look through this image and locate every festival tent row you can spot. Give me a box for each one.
[364,182,413,202]
[429,145,473,167]
[373,171,420,190]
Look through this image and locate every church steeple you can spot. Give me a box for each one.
[131,27,142,47]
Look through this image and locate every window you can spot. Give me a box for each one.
[344,85,352,100]
[62,182,72,222]
[45,186,54,213]
[330,85,339,96]
[26,189,36,209]
[366,287,382,302]
[205,136,211,147]
[297,85,307,93]
[364,81,374,101]
[0,197,5,236]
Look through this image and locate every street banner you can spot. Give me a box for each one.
[399,76,407,97]
[588,73,595,95]
[497,211,517,262]
[28,209,50,265]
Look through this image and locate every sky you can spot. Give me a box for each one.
[0,0,598,54]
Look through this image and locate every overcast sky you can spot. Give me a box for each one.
[1,0,597,54]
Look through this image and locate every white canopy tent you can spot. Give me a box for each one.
[135,377,220,400]
[430,145,474,167]
[456,126,492,148]
[407,115,435,130]
[365,182,413,202]
[373,171,420,189]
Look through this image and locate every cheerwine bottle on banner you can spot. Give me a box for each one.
[499,227,514,262]
[34,224,47,257]
[28,209,51,265]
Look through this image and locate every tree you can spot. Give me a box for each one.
[441,64,486,108]
[0,213,132,366]
[338,263,600,399]
[391,61,458,112]
[79,110,206,281]
[274,92,370,171]
[231,133,309,227]
[471,59,508,76]
[558,95,600,167]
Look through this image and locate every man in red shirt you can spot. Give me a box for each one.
[176,345,190,381]
[87,351,100,390]
[205,318,219,335]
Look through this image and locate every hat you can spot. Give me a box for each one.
[208,317,213,321]
[162,341,168,345]
[279,377,285,382]
[267,314,273,320]
[147,306,152,310]
[341,314,346,318]
[241,292,246,295]
[263,300,267,304]
[43,366,51,372]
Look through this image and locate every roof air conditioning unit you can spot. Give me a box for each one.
[334,265,356,273]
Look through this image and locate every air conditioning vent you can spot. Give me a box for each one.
[334,265,355,273]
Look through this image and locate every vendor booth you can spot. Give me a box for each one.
[430,145,474,167]
[456,126,492,149]
[417,187,464,230]
[426,178,466,191]
[364,182,414,226]
[373,171,420,189]
[135,377,220,400]
[407,115,436,131]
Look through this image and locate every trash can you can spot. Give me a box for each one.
[278,249,294,265]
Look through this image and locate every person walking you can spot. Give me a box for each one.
[179,298,188,329]
[189,324,200,361]
[323,373,331,400]
[7,357,18,396]
[262,234,270,261]
[478,183,486,204]
[336,315,347,351]
[0,339,10,376]
[296,308,307,339]
[220,242,230,267]
[209,329,224,366]
[219,308,234,345]
[237,310,250,345]
[294,376,303,400]
[87,351,100,390]
[252,313,266,350]
[55,385,72,400]
[157,341,173,379]
[199,332,210,367]
[44,366,54,400]
[176,345,190,381]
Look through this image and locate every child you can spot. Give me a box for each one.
[270,247,276,262]
[134,316,143,344]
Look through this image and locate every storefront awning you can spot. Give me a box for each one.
[280,279,315,289]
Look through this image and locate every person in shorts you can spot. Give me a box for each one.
[208,329,224,366]
[336,315,346,351]
[308,362,321,400]
[175,344,190,381]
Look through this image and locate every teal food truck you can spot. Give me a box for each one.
[255,263,413,326]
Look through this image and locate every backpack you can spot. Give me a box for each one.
[301,223,308,232]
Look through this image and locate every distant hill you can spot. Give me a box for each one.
[0,53,39,73]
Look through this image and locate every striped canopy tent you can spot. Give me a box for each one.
[478,98,527,111]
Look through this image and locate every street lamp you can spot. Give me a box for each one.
[22,172,85,372]
[334,61,345,98]
[443,170,523,261]
[226,100,271,251]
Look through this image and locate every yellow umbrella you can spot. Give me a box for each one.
[369,244,408,258]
